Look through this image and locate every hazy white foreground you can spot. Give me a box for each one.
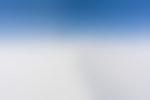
[0,40,150,100]
[0,40,90,100]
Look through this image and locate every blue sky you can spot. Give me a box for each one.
[0,0,150,37]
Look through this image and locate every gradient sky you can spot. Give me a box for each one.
[1,1,150,100]
[0,0,150,37]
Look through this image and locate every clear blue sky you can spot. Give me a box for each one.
[0,0,150,37]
